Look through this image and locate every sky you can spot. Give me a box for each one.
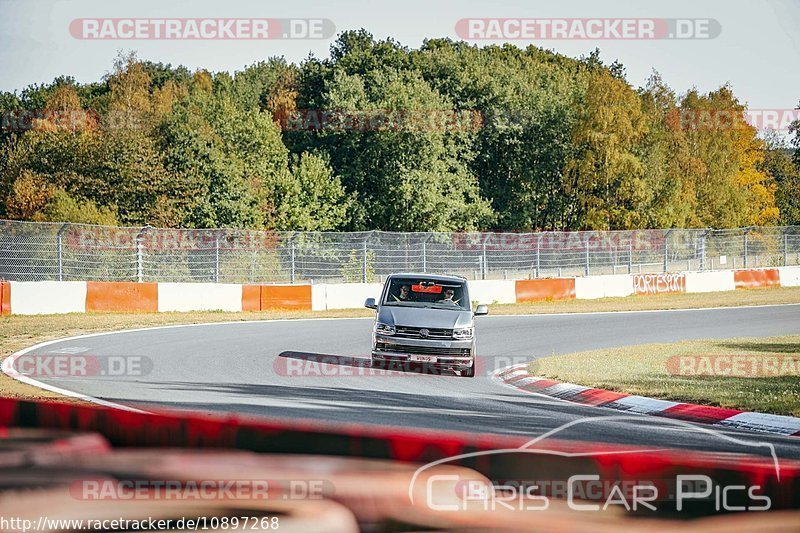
[1,0,799,113]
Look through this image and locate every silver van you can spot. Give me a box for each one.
[364,273,488,377]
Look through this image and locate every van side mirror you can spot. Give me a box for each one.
[364,298,377,310]
[474,304,489,316]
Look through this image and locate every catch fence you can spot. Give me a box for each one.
[1,220,798,283]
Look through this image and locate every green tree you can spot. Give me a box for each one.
[282,152,350,230]
[635,72,700,228]
[294,32,493,231]
[762,132,800,225]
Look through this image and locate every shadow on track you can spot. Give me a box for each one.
[277,351,462,377]
[116,381,798,459]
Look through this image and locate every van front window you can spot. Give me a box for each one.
[383,278,469,310]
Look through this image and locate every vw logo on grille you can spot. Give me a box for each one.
[418,328,430,338]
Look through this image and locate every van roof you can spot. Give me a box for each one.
[386,272,468,282]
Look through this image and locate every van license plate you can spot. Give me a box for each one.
[409,355,437,363]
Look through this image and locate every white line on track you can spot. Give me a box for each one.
[2,335,149,413]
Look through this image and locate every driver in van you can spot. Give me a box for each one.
[392,284,412,302]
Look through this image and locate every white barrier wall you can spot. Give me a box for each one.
[467,280,516,305]
[684,271,735,293]
[311,284,327,311]
[323,283,383,310]
[9,281,87,315]
[575,275,634,300]
[4,266,792,315]
[779,266,800,287]
[157,283,242,312]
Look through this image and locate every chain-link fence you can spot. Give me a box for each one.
[1,220,799,283]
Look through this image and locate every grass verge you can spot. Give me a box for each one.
[530,335,800,416]
[490,286,800,315]
[1,286,799,404]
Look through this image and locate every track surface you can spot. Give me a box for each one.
[17,304,800,459]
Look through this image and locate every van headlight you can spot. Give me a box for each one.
[375,323,396,335]
[453,328,473,340]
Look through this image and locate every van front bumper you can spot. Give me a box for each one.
[371,334,474,368]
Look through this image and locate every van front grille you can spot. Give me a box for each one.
[376,342,470,357]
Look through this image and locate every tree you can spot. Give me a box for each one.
[282,152,350,230]
[6,169,117,224]
[294,32,493,231]
[562,70,648,229]
[679,86,778,227]
[0,36,788,233]
[762,132,800,225]
[635,72,700,228]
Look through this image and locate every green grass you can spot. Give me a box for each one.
[529,335,800,416]
[490,286,800,315]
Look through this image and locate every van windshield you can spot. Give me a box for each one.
[382,278,469,310]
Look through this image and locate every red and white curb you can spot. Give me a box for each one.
[494,364,800,437]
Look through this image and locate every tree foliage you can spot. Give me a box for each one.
[0,35,795,231]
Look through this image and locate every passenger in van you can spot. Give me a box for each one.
[437,288,458,305]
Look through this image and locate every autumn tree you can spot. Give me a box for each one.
[562,69,648,229]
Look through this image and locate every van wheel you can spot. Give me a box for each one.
[461,365,475,378]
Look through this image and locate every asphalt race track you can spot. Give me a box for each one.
[16,304,800,460]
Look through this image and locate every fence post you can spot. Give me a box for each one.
[481,242,487,280]
[214,231,221,283]
[135,225,150,283]
[743,230,749,268]
[584,235,590,277]
[248,251,255,283]
[663,230,671,273]
[700,232,705,271]
[362,238,368,283]
[627,238,633,274]
[784,232,788,267]
[56,223,69,281]
[290,238,296,284]
[535,234,541,279]
[421,234,432,273]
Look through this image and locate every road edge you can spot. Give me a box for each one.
[493,364,800,438]
[1,333,150,413]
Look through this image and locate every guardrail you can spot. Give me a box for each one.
[1,266,797,315]
[1,220,799,283]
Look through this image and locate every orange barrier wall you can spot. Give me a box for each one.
[242,285,262,311]
[0,281,9,315]
[733,269,780,289]
[515,278,575,302]
[86,281,158,312]
[242,284,312,311]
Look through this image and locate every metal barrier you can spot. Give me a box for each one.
[0,220,798,283]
